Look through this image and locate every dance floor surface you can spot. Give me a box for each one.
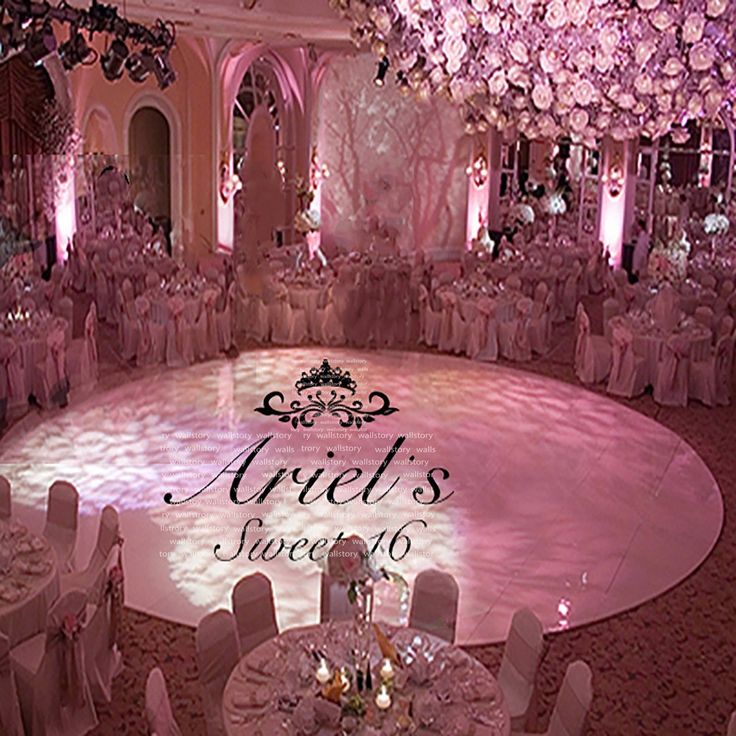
[0,349,723,644]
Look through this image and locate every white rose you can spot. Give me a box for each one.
[471,0,489,11]
[682,13,705,44]
[637,0,659,7]
[509,40,528,64]
[545,0,568,29]
[574,49,593,71]
[635,40,656,65]
[599,25,620,54]
[664,57,685,76]
[634,74,653,95]
[651,10,673,31]
[482,12,501,33]
[721,61,735,81]
[483,49,503,70]
[657,94,672,112]
[706,0,727,17]
[687,95,704,117]
[574,79,595,105]
[618,93,636,109]
[567,0,591,26]
[531,84,554,110]
[595,52,614,73]
[507,65,530,89]
[690,43,715,71]
[569,108,589,132]
[512,0,533,18]
[540,48,562,74]
[444,7,468,36]
[705,89,724,115]
[488,70,508,96]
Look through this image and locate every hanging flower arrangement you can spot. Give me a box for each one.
[330,0,736,143]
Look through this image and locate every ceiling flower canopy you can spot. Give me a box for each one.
[329,0,736,143]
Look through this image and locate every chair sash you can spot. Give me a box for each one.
[46,604,88,708]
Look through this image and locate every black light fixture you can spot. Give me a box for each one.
[58,30,94,70]
[125,48,153,83]
[100,38,128,81]
[151,49,176,89]
[24,23,57,65]
[374,55,389,87]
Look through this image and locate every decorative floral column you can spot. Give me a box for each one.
[465,133,491,247]
[597,137,636,269]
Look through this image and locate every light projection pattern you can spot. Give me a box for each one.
[317,54,469,255]
[0,349,722,644]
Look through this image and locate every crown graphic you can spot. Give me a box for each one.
[295,359,357,394]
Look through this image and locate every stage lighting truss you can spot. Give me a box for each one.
[0,0,177,88]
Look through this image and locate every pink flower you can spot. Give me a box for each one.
[443,35,467,71]
[637,0,660,8]
[706,0,727,17]
[327,535,369,583]
[488,69,508,96]
[574,79,595,106]
[545,0,568,29]
[509,40,528,64]
[682,13,705,43]
[689,43,715,71]
[512,0,533,18]
[532,84,554,111]
[567,0,591,25]
[481,12,501,34]
[569,108,589,132]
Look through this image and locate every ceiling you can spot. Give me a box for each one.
[116,0,353,43]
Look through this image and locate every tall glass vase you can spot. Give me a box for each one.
[350,579,374,669]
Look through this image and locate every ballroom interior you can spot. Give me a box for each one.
[0,1,735,735]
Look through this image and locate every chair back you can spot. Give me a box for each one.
[145,667,183,736]
[196,609,239,736]
[45,480,79,533]
[547,660,593,736]
[0,476,10,520]
[728,710,736,736]
[320,573,354,623]
[408,569,459,643]
[231,572,279,655]
[499,608,544,687]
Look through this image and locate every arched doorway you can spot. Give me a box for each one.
[128,106,171,245]
[232,61,286,260]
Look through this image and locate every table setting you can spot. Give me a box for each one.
[223,620,509,736]
[0,520,59,645]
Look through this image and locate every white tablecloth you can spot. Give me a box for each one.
[0,520,59,646]
[223,622,510,736]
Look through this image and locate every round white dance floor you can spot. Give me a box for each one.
[0,349,723,644]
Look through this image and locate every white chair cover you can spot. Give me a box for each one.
[690,334,735,407]
[135,296,156,367]
[243,295,269,344]
[574,305,611,385]
[10,589,98,736]
[653,334,691,407]
[0,336,27,409]
[545,660,593,736]
[34,323,69,408]
[694,306,715,331]
[68,303,99,390]
[53,297,75,347]
[475,298,498,362]
[321,284,346,347]
[499,298,533,362]
[529,289,554,355]
[498,608,545,729]
[602,297,622,341]
[562,262,582,320]
[231,573,279,656]
[43,480,79,573]
[195,289,220,358]
[650,284,680,333]
[215,284,235,353]
[728,711,736,736]
[0,475,10,520]
[196,610,240,736]
[165,296,195,368]
[145,667,183,736]
[607,324,648,398]
[0,632,24,736]
[408,569,459,643]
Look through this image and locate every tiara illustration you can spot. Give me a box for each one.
[295,359,358,394]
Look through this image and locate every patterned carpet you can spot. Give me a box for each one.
[5,298,735,735]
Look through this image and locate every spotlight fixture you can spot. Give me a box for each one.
[374,55,389,87]
[24,24,57,66]
[58,30,94,70]
[126,48,153,82]
[100,38,128,81]
[151,49,176,89]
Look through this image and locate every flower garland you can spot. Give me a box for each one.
[704,212,729,235]
[330,0,735,142]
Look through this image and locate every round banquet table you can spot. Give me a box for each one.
[608,314,712,386]
[0,520,59,646]
[222,622,511,736]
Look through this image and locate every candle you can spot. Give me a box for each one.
[380,658,394,682]
[316,658,331,685]
[375,684,391,710]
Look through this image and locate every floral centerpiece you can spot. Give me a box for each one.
[704,213,729,236]
[648,230,691,285]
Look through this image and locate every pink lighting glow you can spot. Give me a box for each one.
[54,163,77,263]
